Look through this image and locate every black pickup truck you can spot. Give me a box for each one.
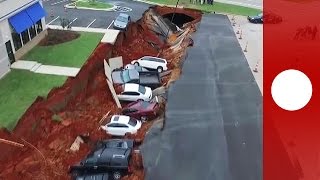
[111,69,161,89]
[69,139,134,180]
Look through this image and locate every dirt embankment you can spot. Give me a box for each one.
[0,6,202,180]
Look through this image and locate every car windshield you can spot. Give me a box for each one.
[106,141,126,148]
[258,13,263,17]
[135,66,142,72]
[138,85,146,94]
[117,15,127,22]
[128,118,138,126]
[121,70,131,83]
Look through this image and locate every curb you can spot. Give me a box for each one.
[65,2,116,11]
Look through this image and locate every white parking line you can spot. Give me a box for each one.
[68,18,78,26]
[51,0,69,6]
[47,16,60,25]
[86,19,96,28]
[107,20,114,29]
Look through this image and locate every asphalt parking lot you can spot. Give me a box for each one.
[43,0,150,29]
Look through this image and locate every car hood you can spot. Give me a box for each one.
[111,71,124,84]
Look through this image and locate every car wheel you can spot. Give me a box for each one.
[157,66,163,73]
[71,170,80,177]
[113,171,122,180]
[134,62,139,66]
[141,116,147,122]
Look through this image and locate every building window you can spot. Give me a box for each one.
[11,32,22,51]
[29,25,37,39]
[36,20,43,34]
[21,29,30,45]
[10,25,22,51]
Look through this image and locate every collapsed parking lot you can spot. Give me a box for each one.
[0,5,261,180]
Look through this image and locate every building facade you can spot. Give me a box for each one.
[0,0,47,78]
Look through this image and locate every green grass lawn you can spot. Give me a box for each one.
[23,32,103,67]
[76,0,113,9]
[148,0,261,16]
[0,70,66,130]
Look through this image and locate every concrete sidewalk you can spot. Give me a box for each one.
[34,65,80,76]
[11,60,80,77]
[229,15,263,94]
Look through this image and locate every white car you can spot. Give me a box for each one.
[101,115,142,136]
[117,83,152,102]
[131,56,168,73]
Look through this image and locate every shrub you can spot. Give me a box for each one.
[52,114,62,122]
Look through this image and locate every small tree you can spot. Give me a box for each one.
[52,114,62,122]
[60,18,68,30]
[60,18,72,30]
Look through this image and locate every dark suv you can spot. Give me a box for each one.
[69,139,134,180]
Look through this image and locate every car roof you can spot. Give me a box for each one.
[127,69,139,77]
[123,83,140,92]
[127,101,153,109]
[142,56,165,60]
[110,115,130,124]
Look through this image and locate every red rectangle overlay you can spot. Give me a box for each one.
[264,1,320,180]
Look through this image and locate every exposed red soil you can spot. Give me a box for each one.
[39,29,80,46]
[112,23,159,64]
[0,6,202,180]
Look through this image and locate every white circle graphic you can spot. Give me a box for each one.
[271,69,312,111]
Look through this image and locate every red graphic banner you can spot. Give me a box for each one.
[264,0,320,180]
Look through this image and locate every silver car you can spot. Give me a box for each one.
[111,69,139,84]
[113,13,131,30]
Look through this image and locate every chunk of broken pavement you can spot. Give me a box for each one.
[69,136,84,152]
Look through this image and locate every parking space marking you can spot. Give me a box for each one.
[51,0,69,6]
[86,19,96,28]
[68,18,78,26]
[47,16,60,25]
[107,20,114,29]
